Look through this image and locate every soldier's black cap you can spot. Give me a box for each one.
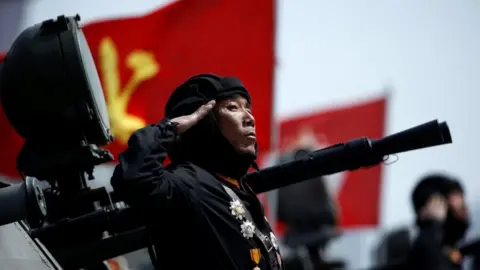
[411,173,463,214]
[165,74,251,119]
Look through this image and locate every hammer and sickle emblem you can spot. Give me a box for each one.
[98,37,160,144]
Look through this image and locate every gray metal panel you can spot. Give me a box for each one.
[0,222,60,269]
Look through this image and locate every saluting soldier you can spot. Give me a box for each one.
[111,74,283,269]
[407,174,470,270]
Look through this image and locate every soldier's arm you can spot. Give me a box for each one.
[110,119,195,212]
[407,220,454,270]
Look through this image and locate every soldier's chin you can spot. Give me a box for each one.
[237,144,257,156]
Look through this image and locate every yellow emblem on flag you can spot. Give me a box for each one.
[98,36,160,145]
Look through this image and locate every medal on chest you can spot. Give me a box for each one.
[250,248,261,270]
[230,199,246,220]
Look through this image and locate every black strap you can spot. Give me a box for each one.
[222,185,275,253]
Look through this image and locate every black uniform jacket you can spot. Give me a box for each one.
[111,120,283,270]
[407,220,462,270]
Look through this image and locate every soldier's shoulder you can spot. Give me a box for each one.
[166,162,208,176]
[165,162,217,186]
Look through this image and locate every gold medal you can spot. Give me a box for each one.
[250,248,261,270]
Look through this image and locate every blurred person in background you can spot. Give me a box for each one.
[407,174,470,270]
[275,148,344,270]
[111,74,283,270]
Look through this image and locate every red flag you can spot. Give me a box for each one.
[272,97,387,231]
[0,0,275,178]
[83,0,274,160]
[0,53,26,179]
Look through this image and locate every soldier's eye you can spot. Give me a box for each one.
[227,104,238,111]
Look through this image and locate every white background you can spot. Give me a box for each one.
[14,0,480,268]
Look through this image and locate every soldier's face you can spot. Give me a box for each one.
[447,191,468,220]
[215,95,256,155]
